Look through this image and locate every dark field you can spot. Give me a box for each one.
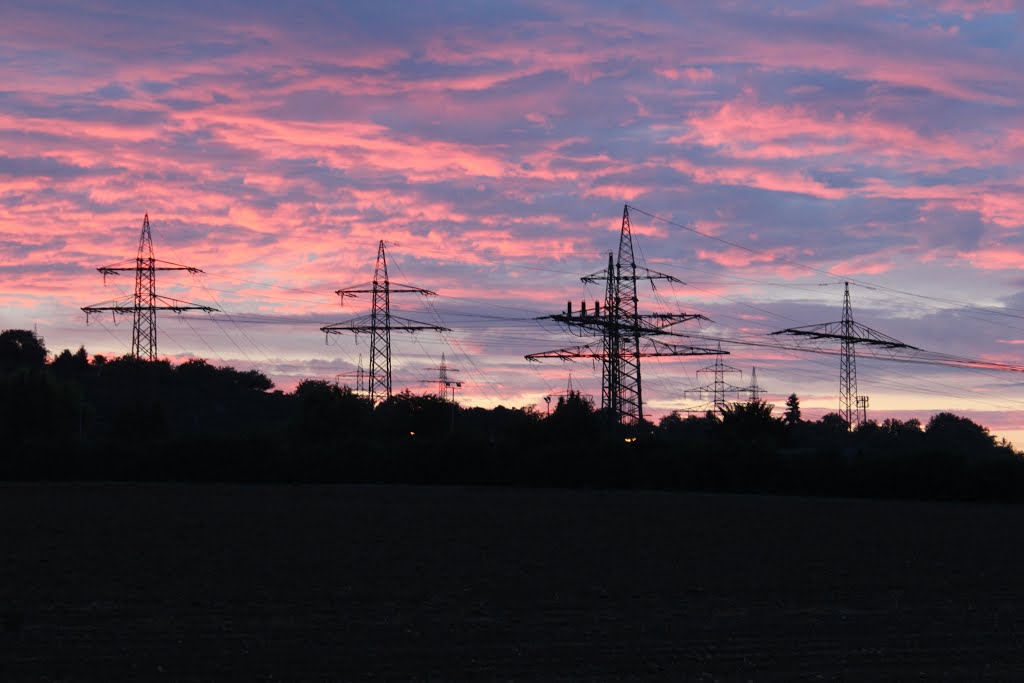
[4,484,1024,680]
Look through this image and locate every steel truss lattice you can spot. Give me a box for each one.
[528,205,722,429]
[321,240,450,405]
[82,214,216,361]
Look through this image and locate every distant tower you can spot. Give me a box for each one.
[685,343,745,412]
[82,214,216,360]
[839,283,858,427]
[772,282,916,430]
[747,367,766,402]
[423,353,462,402]
[542,372,594,412]
[321,240,450,405]
[334,354,367,395]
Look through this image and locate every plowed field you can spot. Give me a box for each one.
[3,483,1024,679]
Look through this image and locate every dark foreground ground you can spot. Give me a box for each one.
[3,484,1024,680]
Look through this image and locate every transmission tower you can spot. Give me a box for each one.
[334,355,368,395]
[747,367,767,402]
[527,205,721,428]
[421,353,462,402]
[82,214,216,360]
[321,240,450,405]
[684,344,746,412]
[543,372,595,415]
[771,282,915,429]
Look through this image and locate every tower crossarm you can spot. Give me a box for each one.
[82,301,216,314]
[770,321,917,349]
[334,282,437,303]
[322,314,449,335]
[540,312,609,336]
[639,339,723,357]
[684,383,748,396]
[98,260,204,275]
[525,341,604,362]
[526,338,722,362]
[582,265,682,285]
[541,311,708,337]
[646,312,708,328]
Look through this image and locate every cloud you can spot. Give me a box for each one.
[0,0,1021,426]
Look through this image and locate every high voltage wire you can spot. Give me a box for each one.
[78,212,1024,420]
[390,255,510,407]
[628,204,1024,321]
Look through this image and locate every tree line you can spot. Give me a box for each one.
[2,328,1022,501]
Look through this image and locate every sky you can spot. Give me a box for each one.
[2,0,1023,440]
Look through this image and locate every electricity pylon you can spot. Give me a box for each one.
[421,353,462,402]
[684,343,746,412]
[747,367,766,402]
[321,240,450,405]
[82,214,216,360]
[527,205,721,428]
[543,372,594,415]
[335,355,367,395]
[771,282,915,429]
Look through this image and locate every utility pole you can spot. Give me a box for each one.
[82,214,216,360]
[321,240,450,405]
[856,395,870,425]
[772,282,915,430]
[527,205,721,429]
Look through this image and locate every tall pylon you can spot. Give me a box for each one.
[747,367,766,402]
[321,240,450,405]
[772,282,916,429]
[334,354,367,395]
[684,343,746,412]
[527,205,721,429]
[543,372,594,414]
[421,353,462,402]
[839,283,858,428]
[82,214,216,360]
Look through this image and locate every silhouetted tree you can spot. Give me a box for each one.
[657,410,718,449]
[374,390,456,438]
[719,400,784,445]
[818,412,850,433]
[293,379,373,439]
[783,393,802,426]
[924,412,1003,456]
[544,390,600,441]
[51,346,90,379]
[0,329,48,374]
[0,368,81,443]
[177,358,274,393]
[658,410,685,434]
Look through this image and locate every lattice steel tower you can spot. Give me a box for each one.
[839,283,858,427]
[772,282,916,429]
[82,214,216,360]
[321,240,450,405]
[421,353,462,402]
[747,367,766,402]
[684,343,746,412]
[527,205,721,428]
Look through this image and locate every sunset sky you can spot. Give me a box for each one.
[2,1,1023,440]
